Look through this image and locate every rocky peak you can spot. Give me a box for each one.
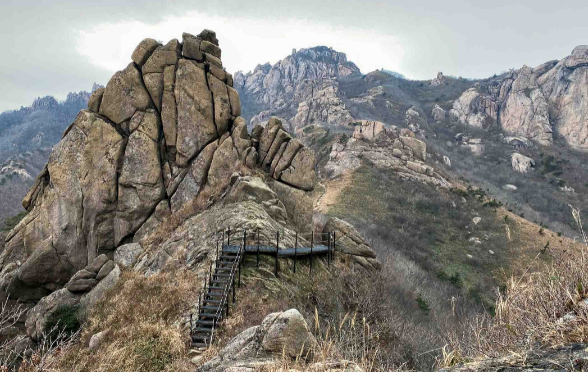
[234,46,359,131]
[431,71,446,86]
[450,45,588,150]
[31,96,58,110]
[1,30,318,302]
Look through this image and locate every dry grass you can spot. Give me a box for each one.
[49,269,201,372]
[443,205,588,367]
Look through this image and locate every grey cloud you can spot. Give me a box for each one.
[1,0,588,111]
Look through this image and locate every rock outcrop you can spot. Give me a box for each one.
[430,72,446,86]
[1,30,317,302]
[234,47,360,130]
[198,309,318,372]
[325,126,450,188]
[511,152,535,173]
[450,46,588,150]
[439,343,588,372]
[322,217,380,270]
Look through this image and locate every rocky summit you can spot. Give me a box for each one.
[449,46,588,150]
[0,30,335,302]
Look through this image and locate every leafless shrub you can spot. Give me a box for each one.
[443,206,588,367]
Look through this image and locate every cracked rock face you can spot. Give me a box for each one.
[1,30,318,302]
[234,47,359,131]
[450,46,588,150]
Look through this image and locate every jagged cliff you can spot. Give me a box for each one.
[234,46,360,130]
[449,45,588,150]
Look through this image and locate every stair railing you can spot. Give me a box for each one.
[208,229,245,346]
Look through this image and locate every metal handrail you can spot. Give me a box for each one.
[208,232,244,346]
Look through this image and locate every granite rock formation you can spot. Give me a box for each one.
[0,30,319,302]
[450,46,588,150]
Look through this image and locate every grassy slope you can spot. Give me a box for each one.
[322,164,583,310]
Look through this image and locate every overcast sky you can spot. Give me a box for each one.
[1,0,587,112]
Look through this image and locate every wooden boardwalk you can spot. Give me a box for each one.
[222,244,330,257]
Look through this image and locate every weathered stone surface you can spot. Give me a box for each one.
[96,260,115,281]
[143,72,163,111]
[134,200,171,242]
[204,53,222,68]
[352,120,385,141]
[25,288,81,341]
[66,278,98,293]
[207,72,231,135]
[80,265,121,309]
[279,147,316,191]
[87,87,105,113]
[182,32,203,61]
[114,243,143,268]
[115,110,164,245]
[68,269,95,282]
[171,141,218,213]
[199,309,316,372]
[258,118,282,159]
[142,39,181,74]
[206,137,240,195]
[200,40,221,59]
[272,139,303,178]
[262,129,291,170]
[198,29,219,46]
[89,330,108,350]
[269,180,313,232]
[511,152,535,173]
[85,254,109,273]
[160,65,177,148]
[175,59,215,165]
[439,343,588,372]
[322,217,379,268]
[99,63,153,124]
[400,137,427,161]
[226,177,288,225]
[430,71,445,86]
[131,38,160,66]
[231,117,251,158]
[2,110,125,300]
[432,104,446,121]
[227,86,241,117]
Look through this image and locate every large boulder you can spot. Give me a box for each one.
[279,147,316,191]
[511,152,535,173]
[198,309,316,372]
[99,63,153,124]
[322,217,380,270]
[25,288,81,341]
[352,120,385,142]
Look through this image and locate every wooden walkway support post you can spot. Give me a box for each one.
[333,231,336,262]
[327,232,331,267]
[275,231,280,277]
[294,232,297,273]
[232,275,235,303]
[256,230,260,268]
[216,234,219,261]
[310,231,314,275]
[227,227,231,247]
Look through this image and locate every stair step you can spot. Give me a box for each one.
[212,273,232,277]
[196,320,216,326]
[200,306,221,311]
[192,342,208,349]
[193,327,214,332]
[203,299,222,304]
[199,313,218,318]
[210,279,230,285]
[192,335,211,341]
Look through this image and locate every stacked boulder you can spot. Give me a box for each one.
[25,254,120,341]
[0,30,317,302]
